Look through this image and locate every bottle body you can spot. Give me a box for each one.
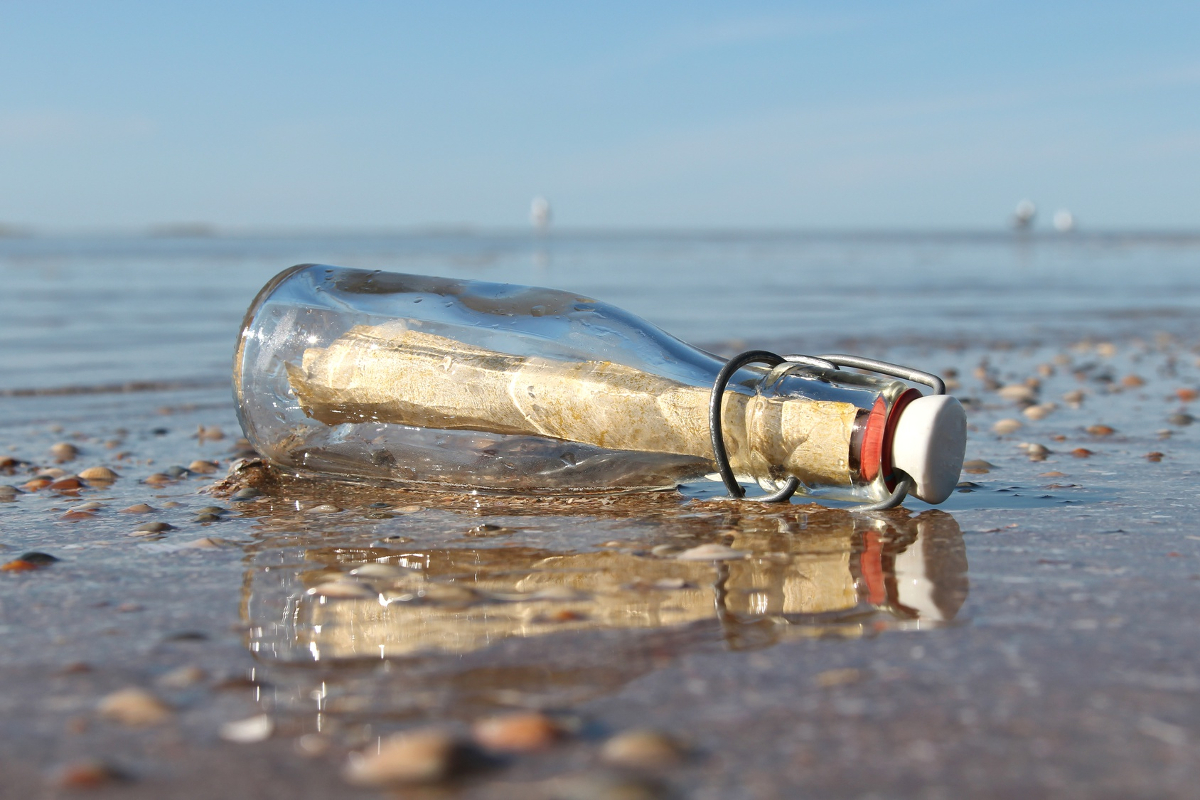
[234,265,913,501]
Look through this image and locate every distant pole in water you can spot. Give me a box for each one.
[1053,209,1075,233]
[530,196,552,233]
[1012,199,1037,231]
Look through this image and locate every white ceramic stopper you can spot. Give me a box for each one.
[891,395,967,504]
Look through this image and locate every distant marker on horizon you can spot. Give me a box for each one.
[1053,209,1075,233]
[530,196,552,232]
[1012,199,1037,230]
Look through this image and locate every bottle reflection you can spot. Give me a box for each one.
[243,509,966,717]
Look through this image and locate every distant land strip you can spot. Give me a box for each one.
[0,379,227,397]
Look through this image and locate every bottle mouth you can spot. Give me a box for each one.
[852,388,922,490]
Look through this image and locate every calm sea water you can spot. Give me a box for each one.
[2,231,1199,393]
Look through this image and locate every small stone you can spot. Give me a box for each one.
[97,688,171,727]
[231,488,262,502]
[197,506,227,515]
[1146,452,1165,463]
[187,460,219,474]
[1072,448,1094,458]
[343,729,460,786]
[1169,412,1195,427]
[219,714,274,743]
[1023,403,1056,421]
[675,543,747,562]
[194,513,222,523]
[0,485,19,502]
[992,419,1022,435]
[1086,424,1116,436]
[120,503,155,514]
[165,465,192,478]
[50,758,128,789]
[2,551,60,572]
[135,521,175,534]
[472,712,562,753]
[196,425,226,441]
[465,523,512,537]
[600,729,684,768]
[51,442,79,462]
[157,666,207,688]
[997,384,1036,403]
[1024,443,1049,461]
[78,468,117,485]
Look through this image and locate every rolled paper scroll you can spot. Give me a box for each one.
[285,323,859,487]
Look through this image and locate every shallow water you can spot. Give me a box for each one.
[3,232,1200,798]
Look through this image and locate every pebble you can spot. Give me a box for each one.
[219,714,274,743]
[1146,452,1165,463]
[998,384,1036,403]
[343,729,461,786]
[466,523,512,536]
[195,513,223,523]
[188,460,219,474]
[1023,403,1056,421]
[675,543,747,562]
[165,465,192,478]
[1,551,60,572]
[79,466,119,483]
[1086,424,1116,436]
[0,485,19,501]
[472,711,562,753]
[1024,443,1049,461]
[197,506,228,515]
[97,688,171,726]
[120,503,155,514]
[231,488,262,502]
[50,758,127,789]
[992,419,1022,435]
[600,729,684,768]
[157,665,207,688]
[135,522,176,534]
[1062,389,1085,405]
[196,425,226,441]
[1169,412,1195,427]
[51,442,79,462]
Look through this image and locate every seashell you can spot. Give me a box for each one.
[998,384,1036,403]
[37,467,68,479]
[143,473,172,485]
[79,466,119,482]
[1086,424,1116,436]
[120,503,155,514]
[675,543,747,562]
[992,419,1022,435]
[472,712,562,753]
[601,729,684,768]
[1146,451,1165,462]
[187,460,218,474]
[343,729,459,786]
[50,442,79,462]
[22,477,53,492]
[1121,374,1146,388]
[97,688,171,727]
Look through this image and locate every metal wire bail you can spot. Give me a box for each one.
[708,350,944,512]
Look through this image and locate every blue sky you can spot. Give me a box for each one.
[1,1,1197,230]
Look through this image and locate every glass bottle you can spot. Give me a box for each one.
[234,265,966,504]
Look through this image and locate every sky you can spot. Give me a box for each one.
[1,1,1198,231]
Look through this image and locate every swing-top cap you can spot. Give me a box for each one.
[890,395,967,504]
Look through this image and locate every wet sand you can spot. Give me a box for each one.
[4,330,1200,799]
